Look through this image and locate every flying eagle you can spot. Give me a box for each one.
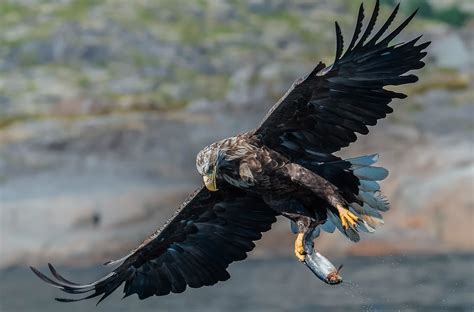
[31,0,429,303]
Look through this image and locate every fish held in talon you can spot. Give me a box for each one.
[30,0,429,304]
[301,228,343,285]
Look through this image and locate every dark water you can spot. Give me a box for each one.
[1,254,473,312]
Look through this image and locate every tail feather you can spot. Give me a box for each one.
[349,154,389,235]
[328,211,361,242]
[359,180,380,192]
[351,203,385,228]
[349,207,376,233]
[359,190,390,212]
[315,153,390,242]
[290,220,299,234]
[320,218,336,233]
[344,154,379,167]
[353,166,388,181]
[351,202,383,219]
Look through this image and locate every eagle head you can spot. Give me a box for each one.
[196,143,224,192]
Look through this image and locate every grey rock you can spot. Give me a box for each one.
[186,99,222,113]
[430,33,470,70]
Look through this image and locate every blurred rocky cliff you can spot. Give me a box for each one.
[0,0,473,268]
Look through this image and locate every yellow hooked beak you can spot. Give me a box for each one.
[203,167,218,192]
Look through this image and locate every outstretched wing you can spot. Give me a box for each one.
[31,186,276,304]
[256,0,429,159]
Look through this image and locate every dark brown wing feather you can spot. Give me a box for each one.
[31,186,276,304]
[256,0,429,158]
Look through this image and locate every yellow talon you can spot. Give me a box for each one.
[336,204,359,229]
[294,232,306,262]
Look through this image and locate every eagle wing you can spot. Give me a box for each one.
[31,186,276,303]
[256,1,429,159]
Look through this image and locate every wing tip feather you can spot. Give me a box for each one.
[345,2,365,54]
[334,21,344,62]
[368,2,400,45]
[357,0,380,47]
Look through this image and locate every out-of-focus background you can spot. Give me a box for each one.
[0,0,472,311]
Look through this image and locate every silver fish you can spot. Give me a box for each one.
[302,227,343,285]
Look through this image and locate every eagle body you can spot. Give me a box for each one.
[31,0,430,303]
[198,132,347,231]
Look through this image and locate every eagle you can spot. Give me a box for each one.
[31,0,429,304]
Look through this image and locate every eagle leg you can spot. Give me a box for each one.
[294,232,306,262]
[336,204,359,229]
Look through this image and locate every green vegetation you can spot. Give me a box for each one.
[381,0,473,27]
[0,114,34,129]
[402,69,471,95]
[0,0,470,130]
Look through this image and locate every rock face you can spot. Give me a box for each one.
[430,33,471,71]
[0,1,473,269]
[0,110,264,268]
